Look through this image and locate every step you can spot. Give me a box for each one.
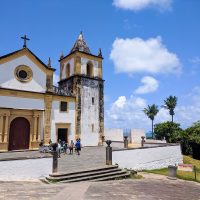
[91,172,130,182]
[58,170,128,183]
[47,168,121,182]
[49,165,118,177]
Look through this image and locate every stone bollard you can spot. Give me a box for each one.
[124,136,128,148]
[168,165,177,180]
[106,140,112,165]
[141,136,145,147]
[50,143,58,174]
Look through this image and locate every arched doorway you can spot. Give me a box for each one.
[9,117,30,151]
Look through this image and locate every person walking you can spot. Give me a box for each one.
[75,139,81,155]
[57,140,62,158]
[69,140,74,155]
[63,141,68,154]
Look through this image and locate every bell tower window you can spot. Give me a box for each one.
[66,63,70,78]
[86,61,93,77]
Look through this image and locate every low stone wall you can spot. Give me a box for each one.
[112,144,183,170]
[0,157,52,181]
[103,141,124,149]
[104,128,123,141]
[130,129,145,144]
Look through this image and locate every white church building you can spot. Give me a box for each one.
[0,33,104,151]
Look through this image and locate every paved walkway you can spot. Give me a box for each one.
[0,173,200,200]
[58,146,106,173]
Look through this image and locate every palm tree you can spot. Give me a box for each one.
[163,96,178,123]
[143,104,159,138]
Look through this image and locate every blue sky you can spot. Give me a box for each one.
[0,0,200,131]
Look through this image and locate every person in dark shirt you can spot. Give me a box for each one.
[75,139,81,155]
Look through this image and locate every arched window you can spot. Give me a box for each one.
[66,63,70,78]
[86,61,93,77]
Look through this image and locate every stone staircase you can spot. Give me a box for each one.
[46,165,130,183]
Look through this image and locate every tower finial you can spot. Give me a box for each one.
[60,51,64,59]
[98,48,102,57]
[48,57,51,67]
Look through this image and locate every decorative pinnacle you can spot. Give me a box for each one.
[60,51,64,59]
[98,48,102,57]
[48,57,51,67]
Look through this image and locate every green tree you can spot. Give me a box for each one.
[143,104,159,138]
[154,121,182,143]
[163,96,178,123]
[185,121,200,159]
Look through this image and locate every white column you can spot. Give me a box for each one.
[4,115,9,143]
[37,115,41,142]
[0,115,3,142]
[33,115,37,142]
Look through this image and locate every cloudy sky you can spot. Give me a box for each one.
[0,0,200,132]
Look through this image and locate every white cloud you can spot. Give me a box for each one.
[105,86,200,131]
[110,36,181,75]
[106,95,148,128]
[53,73,60,86]
[113,0,172,11]
[113,96,127,108]
[134,76,159,94]
[190,56,200,65]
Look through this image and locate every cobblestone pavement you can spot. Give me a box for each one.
[0,147,106,174]
[0,174,200,200]
[57,146,106,173]
[0,151,51,161]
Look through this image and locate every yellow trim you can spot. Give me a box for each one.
[0,48,53,75]
[56,123,71,142]
[0,88,75,102]
[0,108,43,151]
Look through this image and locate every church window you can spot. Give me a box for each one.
[60,102,68,112]
[18,70,28,79]
[92,124,94,132]
[86,61,93,77]
[15,65,33,82]
[66,63,70,78]
[92,97,94,105]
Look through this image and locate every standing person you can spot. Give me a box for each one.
[69,140,74,155]
[75,139,81,155]
[63,141,68,154]
[57,140,62,158]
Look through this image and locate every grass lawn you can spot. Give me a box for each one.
[144,155,200,183]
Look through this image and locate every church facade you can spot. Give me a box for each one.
[0,33,104,151]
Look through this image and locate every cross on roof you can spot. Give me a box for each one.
[21,34,30,48]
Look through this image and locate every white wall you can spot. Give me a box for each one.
[0,96,44,110]
[81,133,99,146]
[112,145,183,170]
[0,55,46,92]
[51,101,76,143]
[80,85,99,146]
[104,128,123,141]
[81,58,98,77]
[0,158,51,181]
[131,129,145,144]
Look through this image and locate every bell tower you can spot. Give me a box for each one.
[58,32,104,146]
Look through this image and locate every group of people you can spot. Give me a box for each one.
[57,139,81,157]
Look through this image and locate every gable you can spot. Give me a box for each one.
[0,48,55,74]
[0,53,48,93]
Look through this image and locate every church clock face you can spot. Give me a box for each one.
[15,65,33,82]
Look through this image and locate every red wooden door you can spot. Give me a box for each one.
[9,117,30,151]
